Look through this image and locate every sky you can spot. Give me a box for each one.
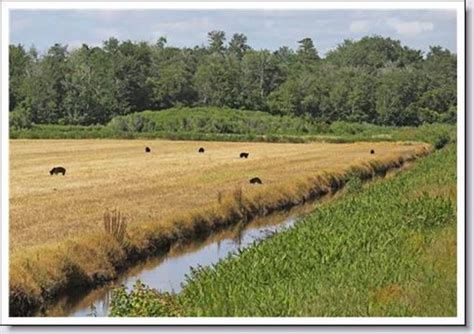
[9,9,457,56]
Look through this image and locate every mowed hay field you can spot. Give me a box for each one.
[9,139,431,315]
[11,139,427,251]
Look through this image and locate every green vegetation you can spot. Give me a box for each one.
[107,107,326,135]
[10,107,455,148]
[8,28,458,318]
[10,124,112,139]
[10,35,456,128]
[110,144,456,317]
[110,282,181,317]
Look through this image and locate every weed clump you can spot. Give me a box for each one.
[110,280,181,317]
[103,209,128,248]
[434,133,450,150]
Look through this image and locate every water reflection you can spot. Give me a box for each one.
[43,193,336,317]
[41,163,409,317]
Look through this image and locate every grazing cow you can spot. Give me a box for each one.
[240,152,249,159]
[50,166,66,176]
[198,147,205,153]
[249,177,262,185]
[145,147,151,153]
[370,149,375,154]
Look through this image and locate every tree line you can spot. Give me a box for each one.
[9,32,457,128]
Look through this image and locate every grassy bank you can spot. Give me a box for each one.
[9,142,430,316]
[10,107,455,146]
[110,144,457,317]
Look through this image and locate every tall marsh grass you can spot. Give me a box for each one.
[103,210,128,248]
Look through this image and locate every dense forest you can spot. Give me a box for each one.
[9,32,457,129]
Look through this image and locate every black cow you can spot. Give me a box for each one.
[145,146,151,153]
[50,166,66,176]
[198,147,205,153]
[370,149,375,154]
[240,152,249,159]
[249,177,262,185]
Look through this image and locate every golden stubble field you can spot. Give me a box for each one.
[10,139,428,255]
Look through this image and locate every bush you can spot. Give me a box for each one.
[10,104,32,130]
[110,281,180,317]
[105,107,327,136]
[434,133,450,150]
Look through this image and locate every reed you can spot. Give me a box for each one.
[103,209,128,248]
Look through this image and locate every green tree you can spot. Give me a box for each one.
[346,69,377,123]
[24,43,68,123]
[148,47,197,108]
[296,38,319,64]
[63,44,124,125]
[241,50,282,110]
[208,30,226,54]
[194,54,240,107]
[228,33,250,59]
[326,36,422,70]
[9,44,33,111]
[8,34,457,128]
[376,69,427,126]
[114,41,153,112]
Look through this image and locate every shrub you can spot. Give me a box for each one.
[10,104,32,130]
[110,281,180,317]
[434,133,450,150]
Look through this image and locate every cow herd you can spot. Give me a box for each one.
[49,146,377,186]
[143,146,257,183]
[49,146,261,184]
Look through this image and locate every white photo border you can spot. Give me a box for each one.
[0,1,466,326]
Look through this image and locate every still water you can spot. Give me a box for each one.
[40,163,407,317]
[43,198,325,317]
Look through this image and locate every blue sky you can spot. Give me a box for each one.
[10,9,457,56]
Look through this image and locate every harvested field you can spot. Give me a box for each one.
[10,139,427,251]
[8,139,431,316]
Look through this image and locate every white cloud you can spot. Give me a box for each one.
[387,18,434,37]
[349,20,370,33]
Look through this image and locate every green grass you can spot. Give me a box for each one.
[9,124,113,139]
[110,144,457,317]
[10,107,455,147]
